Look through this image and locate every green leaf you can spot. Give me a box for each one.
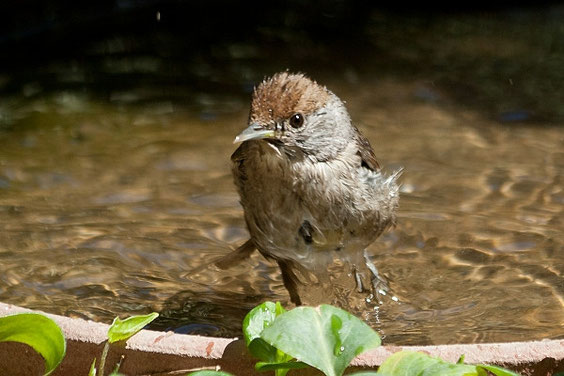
[349,373,379,376]
[108,355,125,375]
[247,338,278,362]
[243,301,296,376]
[243,301,285,362]
[88,358,97,376]
[476,365,520,376]
[0,313,66,375]
[476,368,488,376]
[243,301,283,345]
[107,312,159,343]
[375,351,479,376]
[374,351,521,376]
[260,304,381,376]
[188,371,233,376]
[375,351,520,376]
[255,360,308,371]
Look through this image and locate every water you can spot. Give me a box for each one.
[0,4,563,345]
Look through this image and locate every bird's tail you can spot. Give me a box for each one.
[214,239,256,269]
[184,239,256,277]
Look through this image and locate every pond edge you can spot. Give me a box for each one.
[1,302,562,375]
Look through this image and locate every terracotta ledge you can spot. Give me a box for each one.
[0,302,562,375]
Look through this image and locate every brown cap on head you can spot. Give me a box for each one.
[249,72,331,126]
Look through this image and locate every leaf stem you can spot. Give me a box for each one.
[99,341,110,376]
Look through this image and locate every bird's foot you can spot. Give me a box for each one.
[362,249,397,304]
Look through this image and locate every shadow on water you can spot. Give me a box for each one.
[0,2,563,345]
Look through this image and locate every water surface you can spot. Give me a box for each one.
[0,4,563,345]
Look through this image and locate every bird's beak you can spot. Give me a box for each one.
[233,123,276,144]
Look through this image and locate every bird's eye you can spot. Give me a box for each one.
[289,113,304,128]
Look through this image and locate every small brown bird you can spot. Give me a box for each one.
[227,72,400,305]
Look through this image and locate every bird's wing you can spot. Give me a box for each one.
[354,126,380,171]
[231,143,249,191]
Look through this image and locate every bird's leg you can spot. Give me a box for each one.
[363,249,390,299]
[352,264,366,293]
[350,248,377,294]
[277,259,303,306]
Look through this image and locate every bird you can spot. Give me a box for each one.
[225,72,400,306]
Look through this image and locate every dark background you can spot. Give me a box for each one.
[1,1,563,122]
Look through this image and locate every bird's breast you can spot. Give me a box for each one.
[232,141,396,263]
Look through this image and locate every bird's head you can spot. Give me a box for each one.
[234,72,355,162]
